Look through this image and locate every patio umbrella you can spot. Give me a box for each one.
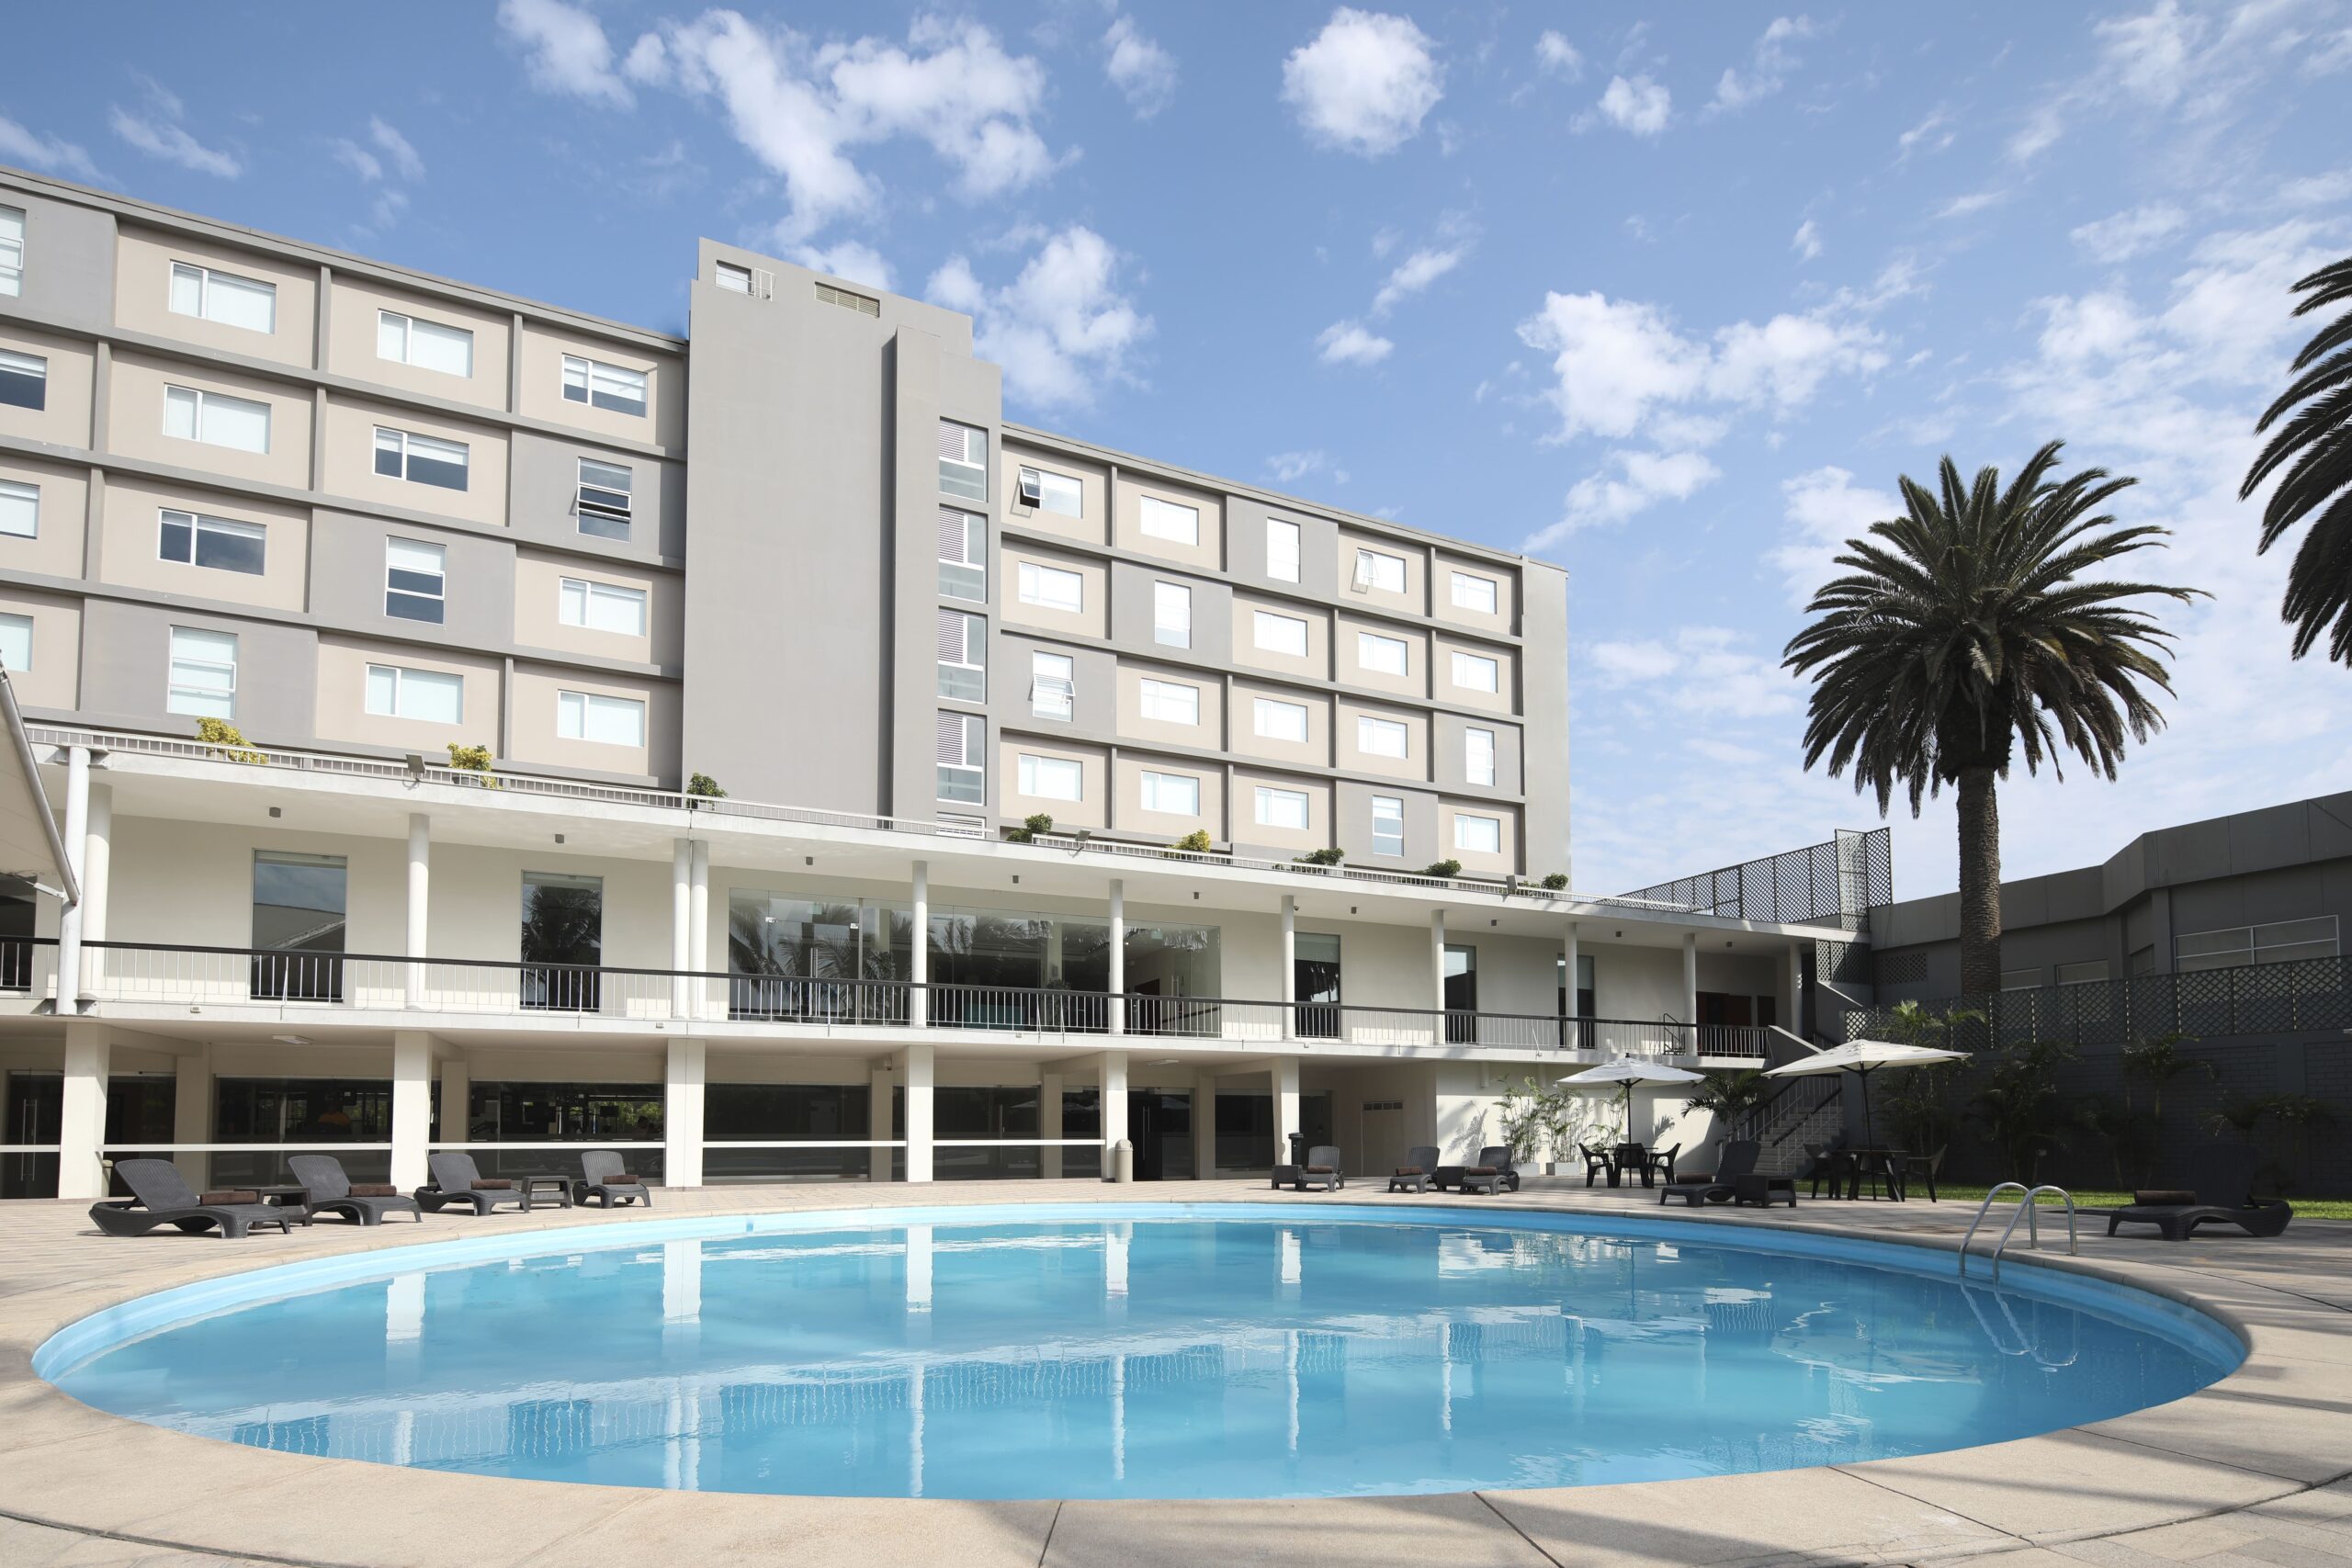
[1564,1056,1705,1142]
[1761,1040,1968,1149]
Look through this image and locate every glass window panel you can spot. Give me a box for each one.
[205,269,276,333]
[1140,770,1199,816]
[1139,678,1198,725]
[1030,652,1073,720]
[167,626,237,717]
[1354,549,1407,592]
[0,478,37,538]
[376,311,407,361]
[1359,716,1408,757]
[1371,795,1404,856]
[409,317,473,376]
[198,391,270,453]
[1454,814,1501,853]
[253,850,346,1001]
[1453,650,1500,692]
[1139,495,1200,544]
[1465,726,1497,785]
[1255,610,1308,657]
[1016,753,1082,801]
[169,262,204,317]
[716,262,752,294]
[0,613,29,671]
[1358,631,1409,675]
[1255,786,1309,829]
[1018,561,1082,613]
[1452,571,1498,613]
[0,206,21,297]
[0,348,46,412]
[1153,581,1191,647]
[558,691,646,747]
[1254,697,1308,742]
[1267,519,1300,582]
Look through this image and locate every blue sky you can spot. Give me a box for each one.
[6,2,2349,898]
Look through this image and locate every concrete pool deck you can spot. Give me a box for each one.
[1,1178,2347,1568]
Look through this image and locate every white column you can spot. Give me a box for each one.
[406,814,430,1003]
[172,1046,211,1188]
[1040,1068,1065,1179]
[53,746,88,1010]
[1564,920,1582,1054]
[390,1030,432,1191]
[1280,894,1297,1041]
[689,840,711,1019]
[1107,878,1125,1035]
[57,1021,108,1201]
[1682,931,1700,1053]
[903,1043,934,1183]
[869,1061,894,1181]
[1786,942,1805,1042]
[1101,1052,1128,1176]
[910,860,929,1029]
[664,1037,706,1189]
[81,782,110,994]
[1193,1069,1218,1179]
[671,838,694,1021]
[1271,1055,1301,1168]
[1430,909,1448,1029]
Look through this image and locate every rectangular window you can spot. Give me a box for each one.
[1353,548,1408,593]
[1357,630,1410,676]
[939,419,988,502]
[1139,678,1198,725]
[560,576,649,637]
[714,261,753,294]
[1255,785,1310,831]
[1017,466,1082,518]
[1254,609,1308,657]
[0,349,44,412]
[1017,560,1083,614]
[168,261,276,333]
[1139,494,1201,545]
[376,310,474,377]
[0,612,29,672]
[1031,651,1074,720]
[813,279,880,315]
[2175,917,2340,970]
[557,689,647,747]
[937,507,986,602]
[1267,518,1301,582]
[1295,931,1341,1037]
[936,608,986,703]
[166,626,237,717]
[1452,650,1500,693]
[384,536,447,623]
[1253,696,1309,743]
[1140,769,1199,816]
[164,384,271,452]
[364,663,463,724]
[372,426,469,491]
[2000,967,2043,992]
[1371,795,1404,857]
[1454,813,1502,854]
[576,457,633,538]
[1358,715,1408,758]
[0,478,36,539]
[936,711,984,803]
[158,508,266,576]
[1153,581,1192,648]
[561,354,648,416]
[253,851,346,1003]
[1017,752,1083,802]
[1451,570,1498,614]
[1464,726,1497,786]
[519,870,604,1011]
[2055,960,2110,987]
[0,206,21,297]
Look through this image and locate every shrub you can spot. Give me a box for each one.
[1540,872,1570,891]
[686,772,727,798]
[194,716,266,764]
[1004,812,1055,844]
[1293,846,1345,866]
[1168,829,1214,856]
[1423,858,1463,878]
[447,742,502,789]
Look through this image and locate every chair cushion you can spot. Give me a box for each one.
[347,1184,400,1198]
[1394,1167,1424,1176]
[2133,1189,2197,1206]
[602,1173,638,1184]
[200,1190,260,1205]
[1464,1167,1496,1175]
[472,1179,514,1190]
[1304,1165,1336,1174]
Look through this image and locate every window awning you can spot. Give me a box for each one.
[0,670,76,906]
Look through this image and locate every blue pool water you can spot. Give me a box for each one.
[39,1204,2240,1499]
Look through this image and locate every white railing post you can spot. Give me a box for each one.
[689,840,710,1018]
[55,746,89,1011]
[1682,931,1700,1055]
[910,860,929,1029]
[1279,894,1295,1042]
[671,838,694,1021]
[1107,877,1124,1036]
[406,813,430,1008]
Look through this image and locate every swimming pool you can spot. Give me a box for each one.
[38,1203,2241,1500]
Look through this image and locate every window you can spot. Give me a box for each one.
[936,608,985,703]
[2055,960,2110,987]
[1255,786,1310,830]
[1139,678,1198,725]
[1254,609,1308,657]
[158,509,266,576]
[1358,715,1408,758]
[168,261,276,333]
[0,613,29,671]
[1140,770,1199,816]
[1371,795,1404,857]
[557,689,647,747]
[364,663,463,724]
[576,458,633,539]
[1295,932,1341,1038]
[815,280,880,316]
[520,871,603,1011]
[1452,650,1500,693]
[1267,518,1300,582]
[0,206,20,297]
[937,711,983,803]
[560,577,649,637]
[1454,813,1501,854]
[166,626,237,717]
[561,354,648,416]
[1031,651,1073,720]
[1017,752,1083,802]
[253,851,346,1003]
[376,310,474,377]
[1139,494,1200,545]
[1464,726,1497,786]
[1017,560,1083,614]
[164,384,270,451]
[936,507,986,602]
[0,478,36,538]
[383,537,447,623]
[0,348,50,414]
[2000,968,2043,992]
[939,419,988,502]
[1451,570,1498,615]
[2175,917,2340,971]
[1018,466,1082,517]
[1357,631,1410,676]
[1154,581,1192,648]
[1254,696,1310,742]
[372,426,469,491]
[714,261,753,294]
[1444,944,1477,1040]
[1353,548,1407,593]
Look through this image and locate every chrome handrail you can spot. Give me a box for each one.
[1960,1183,2076,1280]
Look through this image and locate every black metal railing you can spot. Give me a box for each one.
[1616,828,1892,932]
[1844,956,2351,1047]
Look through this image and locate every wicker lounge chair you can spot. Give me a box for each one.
[574,1149,652,1209]
[2107,1145,2292,1242]
[1281,1145,1344,1192]
[1661,1140,1763,1207]
[1388,1145,1440,1193]
[290,1154,422,1225]
[89,1158,294,1240]
[1475,1145,1521,1192]
[415,1151,529,1215]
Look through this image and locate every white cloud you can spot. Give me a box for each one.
[368,118,424,183]
[497,0,634,108]
[1791,218,1822,260]
[1370,243,1467,315]
[1769,465,1898,604]
[1532,449,1723,544]
[1587,626,1804,716]
[1596,74,1671,135]
[1896,105,1954,161]
[109,80,240,178]
[2035,290,2146,362]
[1935,188,2006,220]
[1535,30,1583,80]
[0,114,104,182]
[2098,0,2207,108]
[1711,15,1814,113]
[925,226,1149,411]
[1102,16,1177,118]
[1317,320,1395,365]
[1282,8,1444,157]
[331,116,425,232]
[2069,203,2188,262]
[1267,450,1350,486]
[794,240,893,292]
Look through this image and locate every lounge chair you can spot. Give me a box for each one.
[1280,1145,1344,1192]
[574,1149,651,1209]
[1388,1145,1440,1193]
[2107,1145,2292,1242]
[1457,1161,1504,1194]
[1475,1145,1522,1192]
[89,1158,294,1240]
[414,1151,529,1215]
[290,1154,422,1226]
[1661,1139,1758,1207]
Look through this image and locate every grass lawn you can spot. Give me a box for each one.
[1934,1183,2352,1221]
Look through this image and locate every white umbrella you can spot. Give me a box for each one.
[1565,1055,1705,1142]
[1761,1039,1968,1150]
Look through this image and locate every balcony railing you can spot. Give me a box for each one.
[1841,956,2352,1047]
[9,940,1771,1058]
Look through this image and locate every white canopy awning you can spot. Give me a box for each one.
[1565,1056,1706,1087]
[0,670,75,905]
[1761,1040,1967,1077]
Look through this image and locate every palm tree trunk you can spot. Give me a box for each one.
[1956,765,2003,997]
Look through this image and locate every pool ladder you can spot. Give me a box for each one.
[1959,1183,2076,1280]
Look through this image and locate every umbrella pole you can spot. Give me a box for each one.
[1860,1067,1873,1150]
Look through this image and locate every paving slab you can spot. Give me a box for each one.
[513,1488,1059,1568]
[1045,1492,1549,1568]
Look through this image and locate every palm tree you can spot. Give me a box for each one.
[1783,442,2200,995]
[2241,256,2352,663]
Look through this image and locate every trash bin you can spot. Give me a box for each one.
[1286,1132,1308,1165]
[1114,1138,1136,1184]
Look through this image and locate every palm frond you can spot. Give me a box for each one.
[2244,253,2352,663]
